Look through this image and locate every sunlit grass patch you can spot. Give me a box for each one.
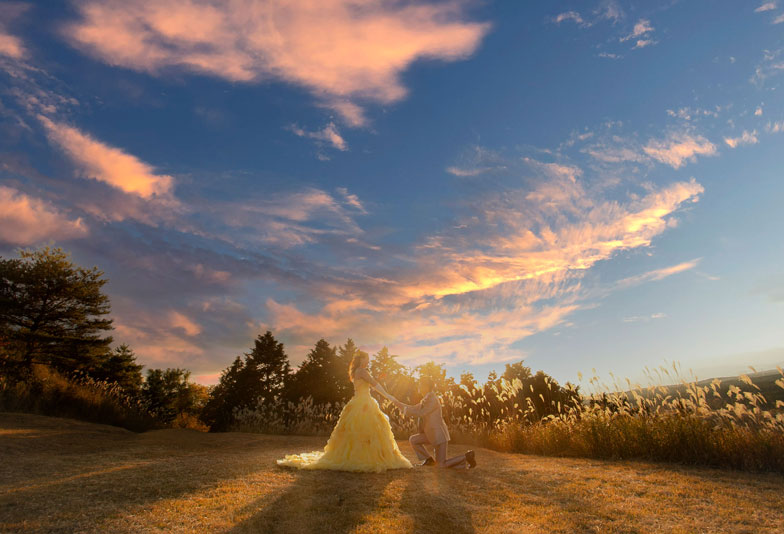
[2,413,783,533]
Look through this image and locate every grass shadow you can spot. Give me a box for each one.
[399,467,476,534]
[224,467,407,534]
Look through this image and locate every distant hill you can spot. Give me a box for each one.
[613,369,784,410]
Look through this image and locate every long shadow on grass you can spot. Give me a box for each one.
[0,427,293,531]
[399,467,476,534]
[225,468,406,534]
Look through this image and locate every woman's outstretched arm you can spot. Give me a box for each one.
[355,368,398,402]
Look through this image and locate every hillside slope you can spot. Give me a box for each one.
[1,413,783,533]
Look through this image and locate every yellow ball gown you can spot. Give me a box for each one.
[276,379,413,472]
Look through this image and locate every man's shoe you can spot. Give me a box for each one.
[465,450,476,469]
[419,457,435,466]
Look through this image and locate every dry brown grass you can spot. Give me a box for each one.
[2,412,783,534]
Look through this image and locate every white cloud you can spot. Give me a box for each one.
[724,130,759,148]
[62,0,490,126]
[774,13,784,24]
[755,107,763,116]
[0,186,88,245]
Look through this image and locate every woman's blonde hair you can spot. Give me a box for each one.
[348,352,369,382]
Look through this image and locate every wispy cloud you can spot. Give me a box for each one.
[554,1,623,28]
[643,132,717,168]
[0,3,29,60]
[751,49,784,85]
[620,19,653,42]
[204,187,369,248]
[445,145,507,177]
[62,0,490,127]
[724,130,759,148]
[616,259,701,289]
[623,312,667,323]
[0,185,88,245]
[755,2,777,13]
[767,121,784,133]
[290,122,348,152]
[262,169,705,365]
[553,11,587,26]
[633,39,657,49]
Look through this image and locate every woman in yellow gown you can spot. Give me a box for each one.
[277,352,413,472]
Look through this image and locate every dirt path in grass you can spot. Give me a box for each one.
[1,413,783,533]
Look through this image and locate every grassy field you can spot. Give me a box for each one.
[1,413,783,533]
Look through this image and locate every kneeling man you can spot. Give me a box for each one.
[393,377,476,469]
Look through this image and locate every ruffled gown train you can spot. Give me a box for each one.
[276,380,412,472]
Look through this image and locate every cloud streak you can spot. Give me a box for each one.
[38,116,174,199]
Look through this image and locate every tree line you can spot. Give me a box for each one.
[1,247,579,432]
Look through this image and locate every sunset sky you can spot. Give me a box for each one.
[1,0,783,386]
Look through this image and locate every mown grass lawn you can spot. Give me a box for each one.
[1,413,783,533]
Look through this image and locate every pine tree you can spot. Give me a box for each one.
[202,332,291,431]
[91,344,144,395]
[243,331,291,404]
[0,247,112,375]
[287,339,348,404]
[141,368,199,424]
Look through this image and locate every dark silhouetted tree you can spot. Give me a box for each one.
[202,331,291,431]
[0,247,112,376]
[288,339,352,404]
[91,344,144,396]
[141,368,203,424]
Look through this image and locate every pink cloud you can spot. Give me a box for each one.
[0,3,29,59]
[0,30,26,59]
[724,130,759,148]
[0,186,88,245]
[62,0,490,126]
[38,116,174,199]
[643,133,717,168]
[169,310,202,337]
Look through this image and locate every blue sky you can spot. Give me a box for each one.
[1,0,783,387]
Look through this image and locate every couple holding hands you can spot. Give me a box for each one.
[277,351,476,472]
